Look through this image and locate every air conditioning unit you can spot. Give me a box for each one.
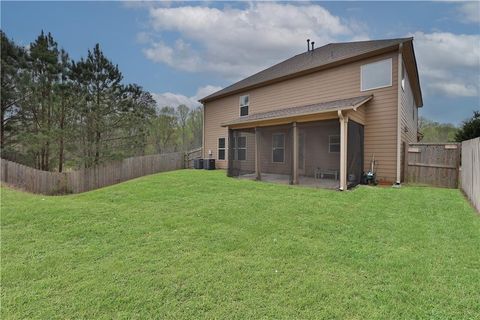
[203,159,215,170]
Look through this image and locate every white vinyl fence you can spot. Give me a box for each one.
[461,137,480,212]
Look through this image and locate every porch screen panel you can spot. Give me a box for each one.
[347,120,364,187]
[230,128,256,176]
[258,125,293,183]
[297,120,340,180]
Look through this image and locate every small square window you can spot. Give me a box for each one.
[361,58,392,91]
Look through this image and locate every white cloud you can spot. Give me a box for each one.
[457,2,480,24]
[429,82,477,97]
[412,31,480,97]
[138,3,479,101]
[152,85,222,109]
[194,85,223,101]
[141,3,365,80]
[135,31,151,44]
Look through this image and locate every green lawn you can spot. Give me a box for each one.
[1,170,479,319]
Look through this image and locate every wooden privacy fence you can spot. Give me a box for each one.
[460,137,480,212]
[1,152,184,195]
[404,143,461,188]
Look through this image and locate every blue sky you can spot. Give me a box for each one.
[2,1,479,124]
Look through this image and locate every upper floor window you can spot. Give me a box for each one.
[401,64,405,91]
[361,58,392,91]
[240,95,249,116]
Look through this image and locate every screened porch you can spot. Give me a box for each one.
[226,119,364,190]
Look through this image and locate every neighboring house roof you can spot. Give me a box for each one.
[221,95,373,127]
[200,38,422,107]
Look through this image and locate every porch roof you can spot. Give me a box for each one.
[221,95,373,127]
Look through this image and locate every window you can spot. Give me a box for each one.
[235,136,246,161]
[329,135,340,153]
[401,64,405,91]
[218,138,225,160]
[240,95,249,116]
[272,133,285,163]
[361,58,392,91]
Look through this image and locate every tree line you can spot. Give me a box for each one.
[419,111,479,143]
[1,30,202,172]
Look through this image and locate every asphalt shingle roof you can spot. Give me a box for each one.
[201,38,412,103]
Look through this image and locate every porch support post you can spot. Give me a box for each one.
[292,122,299,184]
[227,127,234,177]
[338,111,349,191]
[255,127,261,180]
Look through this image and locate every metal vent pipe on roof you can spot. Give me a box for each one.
[307,39,310,52]
[311,41,315,51]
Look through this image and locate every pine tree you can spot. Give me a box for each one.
[0,30,25,156]
[118,84,156,157]
[455,111,480,142]
[21,31,60,170]
[54,49,76,172]
[72,43,123,166]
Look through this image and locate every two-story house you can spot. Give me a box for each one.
[199,38,423,190]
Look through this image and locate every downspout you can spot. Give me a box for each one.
[338,110,347,191]
[292,122,298,185]
[202,103,205,159]
[395,44,403,185]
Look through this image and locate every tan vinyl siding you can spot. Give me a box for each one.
[204,51,399,182]
[400,63,418,144]
[203,94,238,169]
[346,106,366,125]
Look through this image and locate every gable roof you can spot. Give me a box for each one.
[200,37,422,106]
[222,95,373,127]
